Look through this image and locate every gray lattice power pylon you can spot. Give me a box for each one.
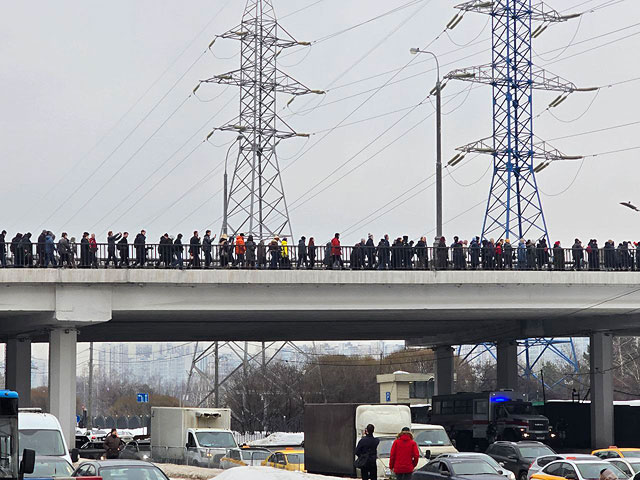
[445,0,585,242]
[201,0,323,241]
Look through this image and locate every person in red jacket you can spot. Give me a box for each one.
[389,427,420,480]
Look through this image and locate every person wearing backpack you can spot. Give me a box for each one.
[355,424,379,480]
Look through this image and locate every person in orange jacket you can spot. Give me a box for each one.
[235,233,246,267]
[389,427,420,480]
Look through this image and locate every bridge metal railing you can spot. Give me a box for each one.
[0,241,635,271]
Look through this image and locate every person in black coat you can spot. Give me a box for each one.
[451,236,464,270]
[20,233,33,267]
[189,231,201,268]
[36,230,47,267]
[503,239,513,269]
[80,232,90,268]
[172,234,184,269]
[297,236,308,269]
[415,236,428,269]
[572,238,583,270]
[308,237,316,269]
[117,232,129,267]
[365,234,376,269]
[134,230,147,267]
[203,230,215,268]
[106,231,122,267]
[0,230,6,268]
[355,424,380,480]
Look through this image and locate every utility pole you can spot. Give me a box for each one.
[409,48,441,236]
[201,0,323,241]
[87,342,94,429]
[214,341,219,408]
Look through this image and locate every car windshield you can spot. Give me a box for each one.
[504,403,534,415]
[286,453,304,465]
[377,439,396,458]
[195,432,236,449]
[519,445,555,459]
[414,430,452,447]
[623,452,640,459]
[26,459,73,478]
[100,466,168,480]
[452,461,500,475]
[457,455,502,471]
[576,462,629,480]
[19,430,66,456]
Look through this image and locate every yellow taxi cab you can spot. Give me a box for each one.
[592,447,640,460]
[261,448,305,472]
[530,458,629,480]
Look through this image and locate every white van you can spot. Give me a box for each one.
[18,409,72,464]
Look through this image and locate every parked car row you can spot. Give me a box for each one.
[414,443,640,480]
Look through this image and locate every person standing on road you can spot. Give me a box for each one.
[389,427,419,480]
[355,424,379,480]
[103,428,121,459]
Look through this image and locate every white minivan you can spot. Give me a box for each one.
[18,409,72,464]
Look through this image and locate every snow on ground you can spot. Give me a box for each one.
[250,432,304,446]
[213,466,354,479]
[155,462,222,480]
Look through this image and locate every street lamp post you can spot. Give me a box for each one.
[410,48,442,237]
[223,135,244,236]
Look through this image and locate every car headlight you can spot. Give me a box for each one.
[384,467,392,476]
[142,454,149,459]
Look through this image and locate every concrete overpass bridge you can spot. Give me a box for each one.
[2,269,635,449]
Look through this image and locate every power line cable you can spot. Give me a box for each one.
[12,0,233,230]
[90,92,237,231]
[58,93,193,230]
[39,49,206,231]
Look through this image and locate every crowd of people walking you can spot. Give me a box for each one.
[0,228,638,271]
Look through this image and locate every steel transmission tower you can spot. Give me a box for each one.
[202,0,322,240]
[446,0,583,242]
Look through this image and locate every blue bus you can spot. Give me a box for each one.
[0,390,34,480]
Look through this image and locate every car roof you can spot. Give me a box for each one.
[412,424,445,430]
[18,412,63,430]
[34,456,71,462]
[80,460,155,467]
[273,449,304,454]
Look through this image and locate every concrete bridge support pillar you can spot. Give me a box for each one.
[497,340,519,390]
[48,328,77,449]
[590,332,614,449]
[5,338,31,406]
[434,345,454,395]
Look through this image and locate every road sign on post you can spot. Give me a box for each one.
[137,393,149,403]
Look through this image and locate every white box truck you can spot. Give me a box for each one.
[151,407,237,467]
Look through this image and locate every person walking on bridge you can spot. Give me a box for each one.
[389,427,419,480]
[189,230,201,268]
[106,231,122,267]
[203,230,215,267]
[103,428,121,459]
[117,232,129,267]
[134,230,147,267]
[0,230,6,268]
[331,233,343,269]
[355,424,379,480]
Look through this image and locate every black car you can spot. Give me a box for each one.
[413,457,508,480]
[486,441,556,480]
[72,459,168,480]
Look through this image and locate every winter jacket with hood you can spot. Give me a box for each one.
[389,431,420,474]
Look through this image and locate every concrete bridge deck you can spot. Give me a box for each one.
[0,269,626,450]
[0,269,639,343]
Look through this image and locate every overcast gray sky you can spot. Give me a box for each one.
[2,0,640,245]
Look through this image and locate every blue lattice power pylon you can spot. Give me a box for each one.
[446,0,582,242]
